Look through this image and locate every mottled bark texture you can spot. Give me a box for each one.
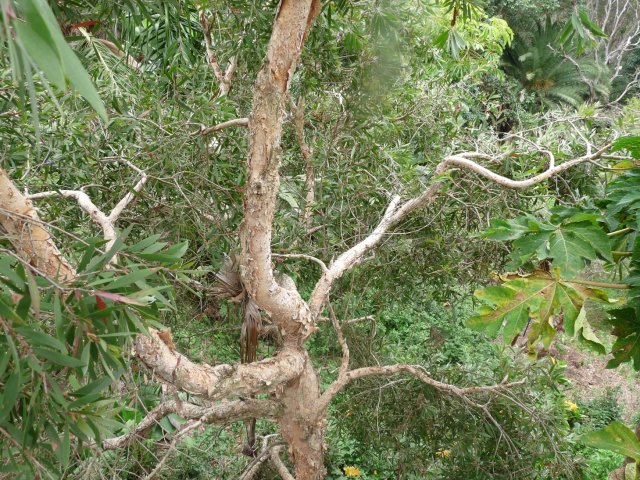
[238,1,324,477]
[0,168,75,282]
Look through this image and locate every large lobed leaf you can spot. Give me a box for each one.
[482,212,612,276]
[581,421,640,461]
[467,271,606,352]
[607,308,640,370]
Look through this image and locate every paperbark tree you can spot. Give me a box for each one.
[0,1,616,479]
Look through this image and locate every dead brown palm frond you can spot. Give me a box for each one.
[212,254,261,364]
[241,298,262,364]
[211,254,244,301]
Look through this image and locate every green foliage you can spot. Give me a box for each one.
[581,421,640,461]
[501,19,610,108]
[0,0,638,477]
[580,388,625,430]
[468,272,607,351]
[560,7,608,54]
[324,301,583,479]
[0,236,186,478]
[482,211,612,275]
[472,138,640,370]
[1,0,107,120]
[608,308,640,370]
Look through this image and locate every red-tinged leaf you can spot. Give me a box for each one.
[94,290,146,306]
[95,296,107,311]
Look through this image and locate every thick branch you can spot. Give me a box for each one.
[0,168,75,282]
[308,144,611,318]
[238,0,321,340]
[135,329,304,400]
[102,398,280,450]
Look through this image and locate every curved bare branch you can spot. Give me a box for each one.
[307,144,611,318]
[198,117,249,136]
[315,364,525,416]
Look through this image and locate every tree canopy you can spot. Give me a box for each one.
[1,0,640,479]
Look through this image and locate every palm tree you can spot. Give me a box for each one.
[501,19,610,108]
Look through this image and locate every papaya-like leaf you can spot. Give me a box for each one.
[581,421,640,461]
[468,273,606,349]
[484,214,611,275]
[607,308,640,370]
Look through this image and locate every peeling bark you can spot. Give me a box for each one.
[238,0,321,340]
[0,168,75,282]
[135,329,305,400]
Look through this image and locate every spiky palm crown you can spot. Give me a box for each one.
[501,19,609,108]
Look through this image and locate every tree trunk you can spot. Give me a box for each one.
[277,351,326,479]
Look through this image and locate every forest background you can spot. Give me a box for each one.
[1,0,640,479]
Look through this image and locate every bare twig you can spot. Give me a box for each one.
[199,11,236,96]
[197,117,249,136]
[238,435,282,480]
[328,302,349,378]
[273,253,328,273]
[103,398,280,450]
[291,96,315,231]
[315,364,525,416]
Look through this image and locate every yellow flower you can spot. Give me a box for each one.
[343,466,361,477]
[564,400,579,411]
[436,449,452,458]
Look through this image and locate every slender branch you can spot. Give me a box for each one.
[102,398,280,450]
[315,364,525,416]
[143,416,203,480]
[292,96,315,231]
[318,315,375,325]
[307,144,612,318]
[328,302,349,378]
[273,253,328,273]
[238,436,282,480]
[198,117,249,136]
[102,401,175,450]
[199,11,235,96]
[93,38,142,70]
[108,162,149,223]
